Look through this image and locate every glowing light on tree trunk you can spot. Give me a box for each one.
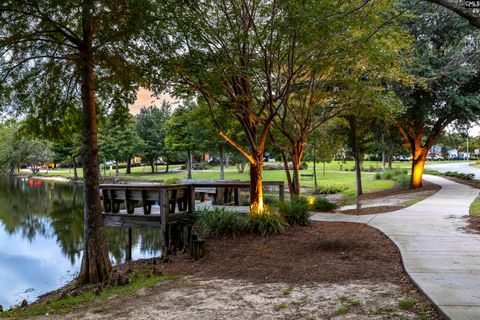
[411,158,425,188]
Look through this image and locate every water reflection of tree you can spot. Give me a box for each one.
[0,177,161,264]
[0,177,51,239]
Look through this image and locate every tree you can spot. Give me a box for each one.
[0,123,20,173]
[395,3,480,188]
[135,103,171,173]
[0,0,155,284]
[99,115,143,176]
[165,103,208,180]
[427,0,480,28]
[268,0,408,198]
[148,0,327,211]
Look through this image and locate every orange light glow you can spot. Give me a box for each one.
[411,159,425,188]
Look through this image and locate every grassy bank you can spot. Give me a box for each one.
[470,197,480,215]
[27,161,398,198]
[0,274,181,319]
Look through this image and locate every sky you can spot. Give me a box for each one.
[128,88,178,115]
[129,88,480,137]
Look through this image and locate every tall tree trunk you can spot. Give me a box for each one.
[348,116,363,197]
[354,152,363,196]
[187,150,192,180]
[279,149,294,198]
[165,161,169,173]
[249,154,264,211]
[115,159,119,176]
[150,159,155,173]
[381,133,386,170]
[77,4,112,284]
[289,140,305,198]
[410,143,428,189]
[219,146,225,180]
[313,142,318,194]
[126,157,131,174]
[73,160,78,180]
[236,162,246,173]
[386,144,393,169]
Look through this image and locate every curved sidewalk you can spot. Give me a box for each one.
[311,175,480,320]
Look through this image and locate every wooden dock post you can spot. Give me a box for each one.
[125,228,132,261]
[159,188,169,259]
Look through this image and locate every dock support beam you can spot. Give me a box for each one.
[125,228,132,261]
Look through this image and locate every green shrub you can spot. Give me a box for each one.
[381,168,409,181]
[247,207,287,237]
[374,172,382,180]
[194,209,246,238]
[393,174,410,188]
[279,197,310,226]
[314,196,337,211]
[191,162,211,170]
[443,171,474,180]
[315,184,348,195]
[263,194,279,206]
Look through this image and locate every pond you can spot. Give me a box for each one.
[0,176,161,309]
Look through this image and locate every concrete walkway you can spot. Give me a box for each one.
[311,175,480,320]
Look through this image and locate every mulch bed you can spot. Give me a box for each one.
[153,222,407,285]
[463,215,480,234]
[340,205,406,215]
[358,181,441,201]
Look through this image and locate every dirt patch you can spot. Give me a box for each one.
[358,182,440,202]
[33,222,440,320]
[44,278,439,320]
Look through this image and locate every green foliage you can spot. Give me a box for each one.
[470,197,480,216]
[279,197,310,226]
[263,194,280,206]
[136,104,172,170]
[99,115,143,163]
[336,305,350,315]
[194,209,246,238]
[398,298,416,310]
[315,185,348,195]
[444,171,475,180]
[274,302,288,311]
[247,207,287,237]
[313,197,337,212]
[1,274,180,318]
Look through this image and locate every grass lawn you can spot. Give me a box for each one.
[29,161,400,199]
[470,197,480,215]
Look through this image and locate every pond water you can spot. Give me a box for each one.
[0,176,161,309]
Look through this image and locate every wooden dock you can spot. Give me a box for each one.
[100,180,285,260]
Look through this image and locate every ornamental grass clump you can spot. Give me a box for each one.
[315,184,348,195]
[314,196,336,212]
[194,208,246,238]
[279,197,310,226]
[247,206,287,237]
